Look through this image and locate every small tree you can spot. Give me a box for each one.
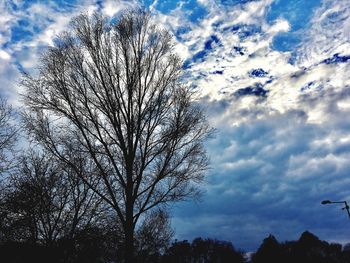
[0,98,18,175]
[0,98,18,240]
[135,209,174,262]
[0,149,104,247]
[22,10,211,261]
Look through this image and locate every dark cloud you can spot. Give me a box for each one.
[173,107,350,251]
[234,83,268,97]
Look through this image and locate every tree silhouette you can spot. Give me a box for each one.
[0,97,17,175]
[0,149,110,262]
[162,238,245,263]
[135,209,174,262]
[289,231,342,263]
[251,234,286,263]
[252,231,345,263]
[163,240,192,263]
[21,10,211,261]
[342,243,350,263]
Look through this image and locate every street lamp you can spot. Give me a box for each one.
[321,200,350,218]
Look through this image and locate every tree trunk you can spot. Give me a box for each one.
[124,172,135,263]
[124,202,135,263]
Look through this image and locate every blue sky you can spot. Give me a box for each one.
[1,0,350,252]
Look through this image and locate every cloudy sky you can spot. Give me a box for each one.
[1,0,350,252]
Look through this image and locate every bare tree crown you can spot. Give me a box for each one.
[22,11,211,254]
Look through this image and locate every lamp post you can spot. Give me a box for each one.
[321,200,350,218]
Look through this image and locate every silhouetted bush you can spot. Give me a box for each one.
[0,241,62,263]
[251,234,286,263]
[252,231,344,263]
[162,238,245,263]
[0,226,118,263]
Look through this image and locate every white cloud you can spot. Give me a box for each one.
[101,0,139,17]
[0,3,16,46]
[0,58,20,105]
[297,0,350,66]
[266,18,290,34]
[165,0,350,129]
[0,50,11,60]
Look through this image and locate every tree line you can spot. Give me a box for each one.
[2,219,350,263]
[163,231,350,263]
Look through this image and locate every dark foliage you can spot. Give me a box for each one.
[0,227,117,263]
[162,238,246,263]
[252,231,346,263]
[251,234,286,263]
[2,225,350,263]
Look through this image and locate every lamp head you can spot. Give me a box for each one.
[321,200,332,205]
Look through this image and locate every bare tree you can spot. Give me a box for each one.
[22,10,211,261]
[0,149,104,246]
[0,97,18,175]
[135,209,174,262]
